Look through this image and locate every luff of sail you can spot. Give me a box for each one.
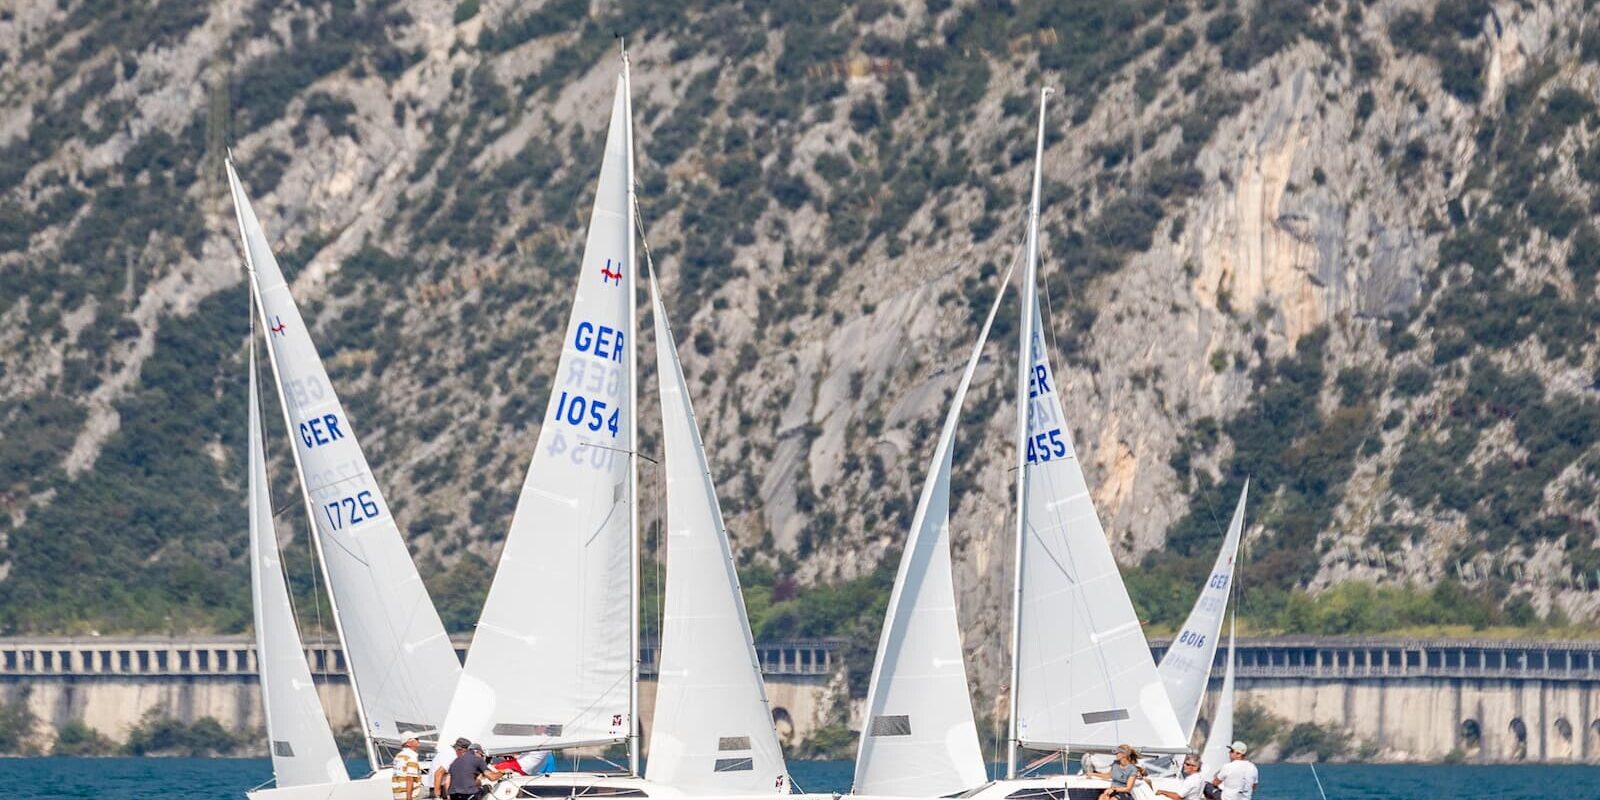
[227,160,462,749]
[1010,90,1186,755]
[439,74,635,754]
[644,274,787,794]
[249,336,348,788]
[1157,482,1247,741]
[1199,619,1237,779]
[852,268,1014,797]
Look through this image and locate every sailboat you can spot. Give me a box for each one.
[227,158,463,777]
[1157,483,1248,745]
[851,257,1012,797]
[1004,86,1185,769]
[853,88,1186,800]
[435,52,789,798]
[1141,484,1248,793]
[644,270,789,794]
[246,333,363,800]
[435,61,639,767]
[1144,619,1238,799]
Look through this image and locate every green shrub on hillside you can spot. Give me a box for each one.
[122,713,240,756]
[52,720,113,756]
[0,690,38,756]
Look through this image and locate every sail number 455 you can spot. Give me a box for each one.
[1025,428,1068,464]
[324,491,380,531]
[555,391,620,436]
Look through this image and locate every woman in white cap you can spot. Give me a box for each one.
[1212,741,1258,800]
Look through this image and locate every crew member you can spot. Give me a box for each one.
[1212,741,1259,800]
[443,737,502,800]
[392,736,423,800]
[1155,755,1205,800]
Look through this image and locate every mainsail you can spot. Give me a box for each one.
[228,161,462,755]
[249,337,348,788]
[1158,482,1248,741]
[1008,89,1187,758]
[644,274,787,794]
[1199,619,1237,780]
[439,73,636,755]
[852,268,1014,797]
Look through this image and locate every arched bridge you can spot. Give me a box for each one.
[0,635,842,752]
[1150,635,1600,762]
[6,634,1600,761]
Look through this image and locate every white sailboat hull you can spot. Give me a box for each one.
[248,773,390,800]
[859,776,1158,800]
[484,773,822,800]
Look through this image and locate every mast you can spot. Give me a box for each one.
[1006,86,1051,780]
[622,41,642,777]
[244,273,380,773]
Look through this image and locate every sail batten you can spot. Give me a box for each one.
[439,75,636,755]
[249,336,348,788]
[1158,483,1248,740]
[644,273,787,794]
[853,264,1013,797]
[227,160,461,758]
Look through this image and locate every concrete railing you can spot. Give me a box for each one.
[0,635,843,679]
[9,633,1600,683]
[1148,635,1600,682]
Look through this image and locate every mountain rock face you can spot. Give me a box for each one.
[2,0,1599,708]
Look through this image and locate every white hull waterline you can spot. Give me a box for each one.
[248,774,391,800]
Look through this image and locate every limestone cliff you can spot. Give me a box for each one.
[1,0,1598,706]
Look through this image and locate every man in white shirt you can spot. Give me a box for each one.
[1155,755,1206,800]
[1212,741,1259,800]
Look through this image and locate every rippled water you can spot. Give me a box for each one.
[1,758,1595,799]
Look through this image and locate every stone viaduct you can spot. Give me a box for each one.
[0,636,840,753]
[4,634,1599,761]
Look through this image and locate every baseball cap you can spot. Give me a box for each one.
[1229,740,1248,754]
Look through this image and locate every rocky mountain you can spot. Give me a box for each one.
[2,0,1599,709]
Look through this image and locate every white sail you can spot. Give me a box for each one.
[1158,482,1248,741]
[852,268,1014,797]
[1199,620,1236,780]
[249,338,349,788]
[227,160,462,751]
[643,274,787,794]
[439,74,636,754]
[1009,90,1186,755]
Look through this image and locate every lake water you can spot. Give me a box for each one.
[2,759,1596,799]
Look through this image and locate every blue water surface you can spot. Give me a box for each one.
[0,759,1596,799]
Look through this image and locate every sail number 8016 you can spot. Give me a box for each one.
[555,391,620,437]
[324,490,380,531]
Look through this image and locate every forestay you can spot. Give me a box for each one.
[249,340,348,788]
[1157,482,1248,740]
[1199,620,1236,780]
[228,161,461,749]
[852,270,1013,797]
[1009,92,1185,755]
[440,75,635,754]
[644,275,787,795]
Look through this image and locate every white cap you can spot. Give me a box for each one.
[1229,740,1248,755]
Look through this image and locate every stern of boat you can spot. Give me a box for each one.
[247,773,391,800]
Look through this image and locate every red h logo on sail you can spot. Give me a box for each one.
[269,316,287,336]
[600,259,623,286]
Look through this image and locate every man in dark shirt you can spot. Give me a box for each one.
[443,738,502,800]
